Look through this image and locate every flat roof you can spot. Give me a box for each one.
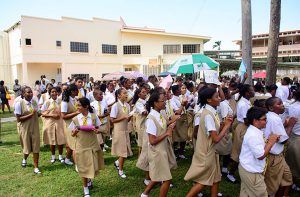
[4,15,211,42]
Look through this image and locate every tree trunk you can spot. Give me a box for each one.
[266,0,281,85]
[241,0,253,85]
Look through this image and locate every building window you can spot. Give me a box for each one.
[56,41,62,47]
[183,44,200,54]
[123,45,141,55]
[25,38,31,46]
[70,42,89,53]
[163,44,181,54]
[102,44,117,54]
[124,68,133,71]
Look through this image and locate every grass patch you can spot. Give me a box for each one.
[0,107,15,119]
[0,121,299,196]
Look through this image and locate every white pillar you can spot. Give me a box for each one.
[22,62,28,85]
[61,63,67,83]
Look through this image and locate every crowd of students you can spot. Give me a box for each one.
[12,74,300,197]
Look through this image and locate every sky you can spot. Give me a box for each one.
[1,0,299,50]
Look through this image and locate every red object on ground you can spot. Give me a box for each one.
[253,71,266,79]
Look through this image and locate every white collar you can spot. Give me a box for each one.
[173,95,179,100]
[241,97,251,105]
[78,112,92,119]
[249,125,264,135]
[150,109,161,119]
[138,98,146,105]
[205,104,217,114]
[118,100,126,107]
[70,96,76,101]
[24,99,32,105]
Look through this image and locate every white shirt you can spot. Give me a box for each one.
[237,97,251,123]
[110,100,130,118]
[170,95,181,111]
[265,111,289,154]
[204,104,218,136]
[68,112,101,130]
[135,99,146,114]
[145,109,164,136]
[86,91,95,102]
[41,98,59,111]
[14,98,40,115]
[288,101,300,135]
[91,100,108,124]
[61,96,77,113]
[77,88,86,98]
[194,107,204,127]
[105,89,115,106]
[148,82,155,90]
[276,85,289,103]
[127,89,134,100]
[38,92,50,105]
[219,100,233,120]
[240,125,266,173]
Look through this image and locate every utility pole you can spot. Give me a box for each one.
[241,0,253,85]
[266,0,281,85]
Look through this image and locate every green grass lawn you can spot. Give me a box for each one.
[0,107,14,119]
[0,121,299,197]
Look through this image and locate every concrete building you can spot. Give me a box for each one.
[0,32,11,85]
[2,15,211,86]
[234,30,300,75]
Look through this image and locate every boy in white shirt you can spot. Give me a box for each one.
[239,107,279,197]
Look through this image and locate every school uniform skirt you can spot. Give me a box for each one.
[231,122,247,162]
[75,131,104,179]
[173,114,188,142]
[286,133,300,179]
[96,123,109,145]
[43,117,65,145]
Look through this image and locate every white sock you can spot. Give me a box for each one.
[118,170,123,175]
[115,160,119,166]
[141,193,148,197]
[22,159,26,163]
[83,187,89,194]
[59,155,63,160]
[51,155,56,160]
[34,168,39,172]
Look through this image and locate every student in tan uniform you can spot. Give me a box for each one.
[132,87,148,154]
[239,107,279,197]
[264,97,296,197]
[14,87,42,174]
[61,84,80,165]
[184,88,233,197]
[69,97,104,197]
[75,77,87,98]
[41,87,65,163]
[140,90,177,197]
[228,84,254,183]
[38,83,53,107]
[110,88,133,179]
[90,88,110,151]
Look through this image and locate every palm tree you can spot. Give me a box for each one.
[266,0,281,85]
[241,0,253,85]
[213,41,221,50]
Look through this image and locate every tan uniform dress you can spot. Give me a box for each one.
[135,99,147,147]
[173,112,188,142]
[63,101,77,150]
[136,127,150,171]
[286,133,300,179]
[95,101,109,145]
[148,114,177,182]
[42,99,66,145]
[72,114,104,179]
[231,122,248,162]
[17,99,40,154]
[111,102,133,158]
[184,109,221,186]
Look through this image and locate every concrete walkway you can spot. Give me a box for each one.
[1,117,16,123]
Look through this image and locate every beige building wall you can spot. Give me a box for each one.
[6,15,210,85]
[0,32,12,87]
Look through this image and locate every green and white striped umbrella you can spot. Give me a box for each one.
[168,53,220,74]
